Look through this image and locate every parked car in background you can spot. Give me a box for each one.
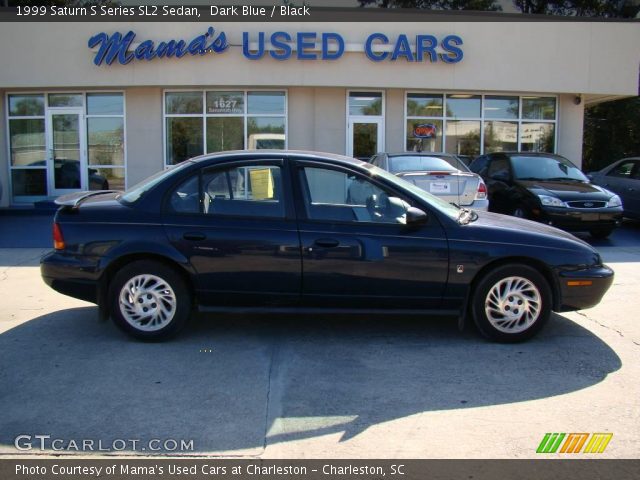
[588,157,640,220]
[41,150,613,343]
[469,152,623,239]
[370,152,488,211]
[456,155,475,167]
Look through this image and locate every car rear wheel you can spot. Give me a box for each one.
[471,264,551,342]
[109,260,191,341]
[589,227,614,239]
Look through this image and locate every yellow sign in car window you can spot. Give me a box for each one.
[249,168,274,200]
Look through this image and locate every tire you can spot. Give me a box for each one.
[589,227,614,239]
[512,205,528,219]
[471,264,552,343]
[109,260,191,341]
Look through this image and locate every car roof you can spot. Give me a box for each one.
[383,152,459,158]
[187,149,365,166]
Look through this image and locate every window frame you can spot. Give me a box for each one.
[163,89,288,168]
[403,91,558,156]
[5,90,126,204]
[162,158,292,220]
[293,160,420,227]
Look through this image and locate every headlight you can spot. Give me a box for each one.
[607,195,622,208]
[537,195,565,207]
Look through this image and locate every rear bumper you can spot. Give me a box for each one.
[534,207,623,231]
[41,251,100,304]
[555,264,614,312]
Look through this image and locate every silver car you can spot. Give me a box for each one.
[588,157,640,220]
[370,152,489,211]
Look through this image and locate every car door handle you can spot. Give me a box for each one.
[183,232,206,241]
[314,238,340,248]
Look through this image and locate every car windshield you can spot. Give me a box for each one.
[363,163,461,221]
[511,155,588,182]
[388,155,466,174]
[119,161,193,204]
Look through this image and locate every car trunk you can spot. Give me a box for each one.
[398,171,479,206]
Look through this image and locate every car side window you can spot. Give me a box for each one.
[202,165,284,218]
[469,155,488,174]
[168,174,200,213]
[167,164,285,218]
[487,157,510,179]
[299,166,410,225]
[607,161,636,178]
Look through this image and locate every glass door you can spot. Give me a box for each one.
[46,108,87,196]
[347,117,383,161]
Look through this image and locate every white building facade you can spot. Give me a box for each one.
[0,20,638,206]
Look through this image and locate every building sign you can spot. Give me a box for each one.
[89,28,463,66]
[413,123,438,139]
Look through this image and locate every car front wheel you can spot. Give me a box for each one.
[109,260,191,341]
[471,264,551,342]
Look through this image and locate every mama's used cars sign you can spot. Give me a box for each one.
[88,27,463,66]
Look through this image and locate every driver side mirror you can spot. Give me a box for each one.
[406,206,428,226]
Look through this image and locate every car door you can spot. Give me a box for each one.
[162,159,301,307]
[600,159,640,218]
[484,155,515,214]
[292,160,449,309]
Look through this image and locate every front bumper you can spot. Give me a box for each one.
[41,251,101,304]
[533,206,623,231]
[555,264,614,312]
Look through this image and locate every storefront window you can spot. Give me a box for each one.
[484,96,518,119]
[9,119,46,167]
[445,120,481,156]
[520,123,555,153]
[48,93,83,108]
[166,91,202,115]
[446,95,481,118]
[484,121,518,152]
[407,93,443,117]
[406,119,442,152]
[86,93,125,191]
[9,94,44,116]
[87,93,124,115]
[206,117,244,152]
[348,92,382,116]
[405,93,556,156]
[164,90,287,164]
[522,96,556,120]
[166,117,204,165]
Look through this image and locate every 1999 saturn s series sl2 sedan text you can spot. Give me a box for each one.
[41,151,614,342]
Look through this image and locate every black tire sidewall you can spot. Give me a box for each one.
[109,260,191,341]
[472,264,552,343]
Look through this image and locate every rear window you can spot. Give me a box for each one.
[119,162,193,204]
[388,156,464,173]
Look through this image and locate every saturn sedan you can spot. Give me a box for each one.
[41,150,613,343]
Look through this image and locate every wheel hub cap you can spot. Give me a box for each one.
[119,274,176,332]
[484,276,541,334]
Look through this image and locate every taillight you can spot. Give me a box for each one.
[53,223,65,250]
[476,181,487,200]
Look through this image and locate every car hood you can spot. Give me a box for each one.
[467,210,593,250]
[516,179,613,201]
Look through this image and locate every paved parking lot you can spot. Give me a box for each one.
[0,215,638,458]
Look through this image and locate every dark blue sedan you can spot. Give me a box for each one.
[41,151,614,342]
